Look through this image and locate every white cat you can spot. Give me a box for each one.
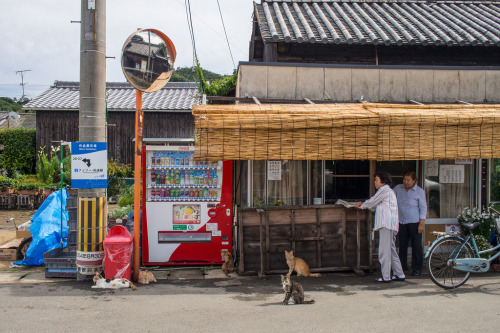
[91,272,138,290]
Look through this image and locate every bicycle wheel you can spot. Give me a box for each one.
[427,237,473,289]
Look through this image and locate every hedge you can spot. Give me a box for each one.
[0,128,36,175]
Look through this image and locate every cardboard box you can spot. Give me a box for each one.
[0,238,22,261]
[0,248,17,261]
[16,229,31,239]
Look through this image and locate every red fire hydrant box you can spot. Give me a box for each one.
[103,225,133,280]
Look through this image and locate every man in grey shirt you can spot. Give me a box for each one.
[393,170,427,276]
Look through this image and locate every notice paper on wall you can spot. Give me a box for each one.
[268,161,281,180]
[439,165,464,183]
[425,160,439,177]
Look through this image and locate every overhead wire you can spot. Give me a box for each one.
[216,0,236,70]
[184,0,202,93]
[185,0,198,64]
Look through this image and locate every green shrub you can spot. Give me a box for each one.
[0,128,36,175]
[0,175,14,190]
[109,205,132,219]
[107,159,133,197]
[36,146,71,186]
[117,185,135,207]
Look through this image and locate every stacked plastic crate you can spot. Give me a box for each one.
[43,196,78,278]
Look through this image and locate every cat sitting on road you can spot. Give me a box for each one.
[138,270,157,284]
[281,275,315,305]
[222,251,234,277]
[92,272,137,290]
[285,250,321,278]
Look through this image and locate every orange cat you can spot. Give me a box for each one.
[285,250,321,278]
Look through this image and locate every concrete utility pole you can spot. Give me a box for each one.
[15,69,31,101]
[77,0,107,281]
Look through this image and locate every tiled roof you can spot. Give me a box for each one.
[255,0,500,46]
[23,81,200,111]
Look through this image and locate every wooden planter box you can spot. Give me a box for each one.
[16,189,38,196]
[237,205,373,275]
[0,188,15,195]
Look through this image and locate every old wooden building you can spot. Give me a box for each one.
[195,0,500,274]
[23,81,199,165]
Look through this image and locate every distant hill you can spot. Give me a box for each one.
[171,66,225,83]
[0,97,29,113]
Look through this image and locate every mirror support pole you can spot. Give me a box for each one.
[133,89,143,282]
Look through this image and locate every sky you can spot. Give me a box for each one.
[0,0,255,100]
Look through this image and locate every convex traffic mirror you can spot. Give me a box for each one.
[121,29,176,92]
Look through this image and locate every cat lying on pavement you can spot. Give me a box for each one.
[92,272,138,290]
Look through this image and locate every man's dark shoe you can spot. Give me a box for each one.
[411,271,421,276]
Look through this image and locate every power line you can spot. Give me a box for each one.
[185,0,198,65]
[175,0,246,55]
[216,0,236,69]
[15,69,32,100]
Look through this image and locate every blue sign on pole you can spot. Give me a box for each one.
[71,142,107,188]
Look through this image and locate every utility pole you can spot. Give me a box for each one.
[77,0,107,281]
[15,69,31,101]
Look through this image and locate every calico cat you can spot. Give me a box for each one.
[285,250,321,278]
[221,251,234,277]
[92,272,138,290]
[138,270,157,284]
[281,275,315,305]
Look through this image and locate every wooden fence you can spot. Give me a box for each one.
[237,205,373,275]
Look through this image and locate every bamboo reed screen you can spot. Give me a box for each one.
[193,103,500,161]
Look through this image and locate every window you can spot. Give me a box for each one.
[491,159,500,203]
[310,161,322,204]
[376,161,417,187]
[251,160,307,206]
[325,160,370,203]
[423,159,473,219]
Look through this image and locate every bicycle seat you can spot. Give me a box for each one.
[461,222,480,230]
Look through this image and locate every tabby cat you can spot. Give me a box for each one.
[285,250,321,278]
[281,275,315,305]
[221,251,234,277]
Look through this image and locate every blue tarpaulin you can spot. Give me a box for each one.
[13,188,69,266]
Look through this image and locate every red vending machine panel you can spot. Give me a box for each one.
[142,145,233,265]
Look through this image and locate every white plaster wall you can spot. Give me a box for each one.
[237,64,500,103]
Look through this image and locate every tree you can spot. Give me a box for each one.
[0,97,29,113]
[170,66,225,83]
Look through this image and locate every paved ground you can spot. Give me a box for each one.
[0,266,499,332]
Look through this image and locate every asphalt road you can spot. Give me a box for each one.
[1,270,499,332]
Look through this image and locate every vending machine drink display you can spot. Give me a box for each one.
[142,145,233,265]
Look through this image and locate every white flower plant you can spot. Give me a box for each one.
[457,206,494,257]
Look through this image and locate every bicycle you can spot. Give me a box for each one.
[425,202,500,289]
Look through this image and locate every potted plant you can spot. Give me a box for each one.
[0,174,14,194]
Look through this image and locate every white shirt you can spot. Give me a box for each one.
[361,184,399,231]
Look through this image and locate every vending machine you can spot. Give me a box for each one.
[142,144,233,265]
